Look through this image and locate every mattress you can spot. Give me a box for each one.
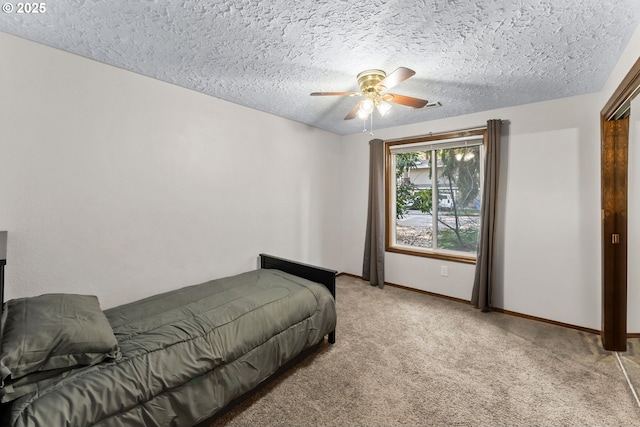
[1,268,336,427]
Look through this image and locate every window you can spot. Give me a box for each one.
[386,129,486,263]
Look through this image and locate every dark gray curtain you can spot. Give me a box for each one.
[362,139,385,288]
[471,120,502,311]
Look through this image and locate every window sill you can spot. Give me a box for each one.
[386,245,477,265]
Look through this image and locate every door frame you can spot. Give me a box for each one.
[600,56,640,351]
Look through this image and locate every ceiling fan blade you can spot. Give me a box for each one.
[383,93,429,109]
[310,91,361,97]
[375,67,415,92]
[344,101,363,120]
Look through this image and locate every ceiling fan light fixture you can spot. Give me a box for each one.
[311,67,430,126]
[376,100,392,116]
[361,98,374,112]
[357,107,372,120]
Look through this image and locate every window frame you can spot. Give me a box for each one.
[385,128,487,264]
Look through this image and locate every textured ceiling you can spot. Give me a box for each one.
[1,1,639,135]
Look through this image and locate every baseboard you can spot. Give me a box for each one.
[489,307,600,335]
[337,272,639,338]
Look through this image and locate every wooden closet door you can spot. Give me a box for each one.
[601,117,629,351]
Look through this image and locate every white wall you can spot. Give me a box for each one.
[0,32,342,308]
[340,22,640,333]
[2,20,639,333]
[340,95,602,330]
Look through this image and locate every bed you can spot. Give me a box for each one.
[0,253,337,427]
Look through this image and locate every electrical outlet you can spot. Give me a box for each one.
[440,265,448,277]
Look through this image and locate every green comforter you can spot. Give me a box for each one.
[1,269,336,427]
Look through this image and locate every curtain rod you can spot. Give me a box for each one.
[383,120,503,144]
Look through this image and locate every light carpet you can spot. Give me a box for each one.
[210,275,640,426]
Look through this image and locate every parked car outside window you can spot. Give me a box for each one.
[438,194,453,209]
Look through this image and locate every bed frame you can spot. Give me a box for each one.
[0,259,4,315]
[0,252,4,360]
[0,231,5,322]
[259,253,336,343]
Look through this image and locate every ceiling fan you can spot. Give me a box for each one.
[311,67,430,120]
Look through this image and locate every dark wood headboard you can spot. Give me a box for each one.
[0,259,4,315]
[1,230,5,365]
[259,253,336,300]
[0,230,6,319]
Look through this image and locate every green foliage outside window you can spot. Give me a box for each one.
[394,146,481,253]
